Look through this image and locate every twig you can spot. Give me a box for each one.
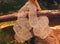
[0,10,60,22]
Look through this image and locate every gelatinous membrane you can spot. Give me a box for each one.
[18,18,31,30]
[33,26,52,39]
[13,0,51,43]
[13,18,32,43]
[15,29,32,43]
[37,16,49,29]
[15,34,25,43]
[28,4,38,27]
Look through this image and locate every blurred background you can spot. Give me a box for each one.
[0,0,60,15]
[0,0,60,44]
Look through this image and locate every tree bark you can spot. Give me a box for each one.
[0,10,60,22]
